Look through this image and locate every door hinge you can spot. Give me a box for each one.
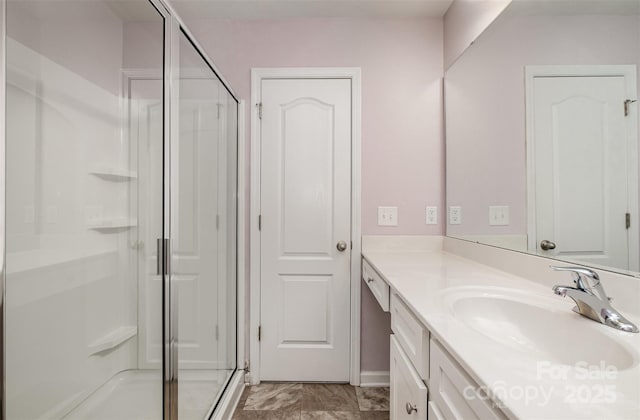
[257,102,263,119]
[624,99,637,117]
[216,214,220,230]
[258,325,262,341]
[215,324,219,341]
[626,212,631,229]
[243,360,250,372]
[258,214,262,231]
[217,103,222,120]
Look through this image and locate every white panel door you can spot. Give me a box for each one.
[533,75,635,270]
[260,78,352,381]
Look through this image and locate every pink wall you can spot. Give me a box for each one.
[443,0,511,69]
[446,12,640,237]
[183,17,444,372]
[186,17,445,235]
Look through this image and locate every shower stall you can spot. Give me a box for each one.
[2,0,240,418]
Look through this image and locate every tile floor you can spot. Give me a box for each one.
[232,383,390,419]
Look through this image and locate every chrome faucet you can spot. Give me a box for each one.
[551,266,639,333]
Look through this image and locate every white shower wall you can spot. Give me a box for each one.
[5,36,140,419]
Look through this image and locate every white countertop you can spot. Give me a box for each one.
[363,248,640,420]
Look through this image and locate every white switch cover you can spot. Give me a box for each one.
[378,206,398,226]
[449,206,462,225]
[489,205,509,226]
[426,206,437,225]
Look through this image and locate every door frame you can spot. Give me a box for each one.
[249,67,362,385]
[525,64,639,271]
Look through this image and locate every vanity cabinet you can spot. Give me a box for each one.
[387,290,505,420]
[362,244,640,420]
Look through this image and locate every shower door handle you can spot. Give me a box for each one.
[157,238,171,275]
[159,237,177,406]
[157,238,162,275]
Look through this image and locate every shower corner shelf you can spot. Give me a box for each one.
[89,166,138,181]
[88,325,137,355]
[87,218,137,231]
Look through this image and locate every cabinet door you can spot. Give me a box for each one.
[390,335,428,419]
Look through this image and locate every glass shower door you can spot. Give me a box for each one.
[4,0,166,418]
[173,30,238,419]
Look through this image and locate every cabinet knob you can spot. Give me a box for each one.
[540,239,556,251]
[367,277,374,283]
[406,402,418,415]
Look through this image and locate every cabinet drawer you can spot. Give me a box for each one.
[390,335,428,420]
[430,339,506,420]
[362,259,390,312]
[390,293,429,380]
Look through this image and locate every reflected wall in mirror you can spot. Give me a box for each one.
[445,0,640,275]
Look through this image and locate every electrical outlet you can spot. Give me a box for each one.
[426,206,437,225]
[449,206,462,225]
[378,206,398,226]
[489,205,509,226]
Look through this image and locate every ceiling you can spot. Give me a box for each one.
[169,0,455,19]
[17,0,637,25]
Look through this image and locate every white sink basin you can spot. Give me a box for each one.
[443,287,637,370]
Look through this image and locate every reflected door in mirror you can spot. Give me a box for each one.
[528,68,638,271]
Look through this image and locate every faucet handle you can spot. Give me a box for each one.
[550,266,606,297]
[550,266,599,281]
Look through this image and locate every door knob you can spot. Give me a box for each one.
[540,240,556,251]
[336,241,348,252]
[405,402,418,414]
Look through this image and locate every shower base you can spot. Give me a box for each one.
[63,369,232,420]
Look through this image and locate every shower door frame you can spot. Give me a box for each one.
[0,0,6,418]
[0,0,244,418]
[161,0,244,417]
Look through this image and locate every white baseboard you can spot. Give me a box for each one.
[211,371,245,420]
[359,370,390,387]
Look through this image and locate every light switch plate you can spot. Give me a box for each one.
[449,206,462,225]
[489,205,509,226]
[378,206,398,226]
[426,206,437,225]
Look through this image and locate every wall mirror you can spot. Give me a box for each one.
[445,0,640,276]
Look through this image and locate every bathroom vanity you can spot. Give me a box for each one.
[362,236,640,419]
